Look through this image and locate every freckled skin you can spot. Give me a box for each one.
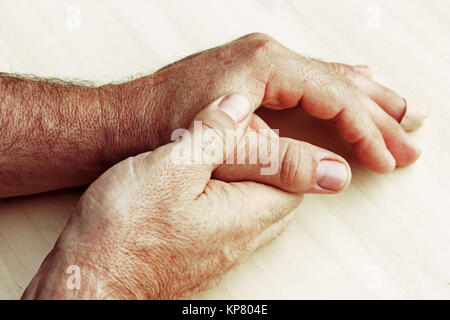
[22,96,308,299]
[10,33,425,299]
[1,33,421,198]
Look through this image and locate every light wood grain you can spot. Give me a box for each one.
[0,0,449,299]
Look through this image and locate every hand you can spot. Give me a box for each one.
[0,33,426,198]
[22,94,351,299]
[105,33,425,174]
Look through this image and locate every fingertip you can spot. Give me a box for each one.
[374,150,397,173]
[352,141,396,174]
[399,147,421,167]
[315,159,352,192]
[393,135,422,167]
[383,149,397,172]
[400,101,429,132]
[218,93,251,123]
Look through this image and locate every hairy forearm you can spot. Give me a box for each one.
[0,73,162,198]
[0,36,270,198]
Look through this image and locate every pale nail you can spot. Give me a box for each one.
[219,94,251,123]
[316,160,348,191]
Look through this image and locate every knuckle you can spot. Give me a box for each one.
[242,32,279,62]
[189,114,234,165]
[328,78,360,101]
[241,32,274,43]
[279,143,305,190]
[200,127,225,163]
[329,63,350,77]
[201,118,227,143]
[319,80,351,105]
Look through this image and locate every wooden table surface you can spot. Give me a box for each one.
[1,0,449,299]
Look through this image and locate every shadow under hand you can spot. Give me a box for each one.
[256,106,366,176]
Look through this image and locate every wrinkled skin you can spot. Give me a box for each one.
[0,33,424,197]
[22,33,426,299]
[114,32,421,174]
[22,94,353,299]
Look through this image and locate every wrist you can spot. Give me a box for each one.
[97,75,167,166]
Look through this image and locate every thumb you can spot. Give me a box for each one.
[214,114,352,194]
[166,93,252,188]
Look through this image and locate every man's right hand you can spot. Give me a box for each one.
[22,94,351,299]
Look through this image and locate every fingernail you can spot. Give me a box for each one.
[316,160,348,191]
[219,94,251,123]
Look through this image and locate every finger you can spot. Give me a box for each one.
[206,180,303,235]
[351,77,428,132]
[325,61,407,123]
[365,101,421,166]
[301,82,396,173]
[258,53,395,172]
[213,115,351,194]
[149,93,252,196]
[349,72,407,122]
[329,62,428,131]
[184,93,253,171]
[400,102,430,132]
